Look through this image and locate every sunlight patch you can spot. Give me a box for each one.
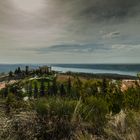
[12,0,45,13]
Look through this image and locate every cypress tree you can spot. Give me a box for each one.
[102,78,107,95]
[60,84,66,96]
[29,82,33,98]
[52,78,57,95]
[9,71,13,77]
[17,67,21,74]
[67,77,72,94]
[25,66,29,75]
[40,80,45,97]
[34,82,38,98]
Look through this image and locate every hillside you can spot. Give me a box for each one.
[0,66,140,140]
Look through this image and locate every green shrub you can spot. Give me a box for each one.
[6,93,17,111]
[34,97,78,139]
[124,88,140,110]
[35,99,49,117]
[81,96,109,129]
[35,97,77,120]
[105,91,124,114]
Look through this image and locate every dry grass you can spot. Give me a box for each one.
[57,74,88,83]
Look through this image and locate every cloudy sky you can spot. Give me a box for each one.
[0,0,140,63]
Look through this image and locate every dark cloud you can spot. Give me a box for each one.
[82,0,140,19]
[36,43,108,54]
[0,0,140,63]
[52,0,140,21]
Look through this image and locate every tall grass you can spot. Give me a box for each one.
[34,95,109,139]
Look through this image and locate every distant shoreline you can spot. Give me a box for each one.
[54,71,138,80]
[0,63,139,80]
[0,64,140,76]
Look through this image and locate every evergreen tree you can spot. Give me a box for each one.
[40,80,45,96]
[52,78,57,95]
[102,78,107,95]
[10,84,23,100]
[60,84,66,96]
[17,67,21,74]
[29,82,33,98]
[25,66,29,75]
[67,77,72,94]
[9,71,13,77]
[14,69,18,75]
[34,81,38,98]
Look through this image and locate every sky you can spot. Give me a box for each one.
[0,0,140,64]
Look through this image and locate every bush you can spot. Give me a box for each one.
[81,96,109,130]
[124,88,140,110]
[35,99,49,117]
[34,97,78,139]
[5,93,32,113]
[35,96,109,135]
[105,91,124,114]
[35,97,77,120]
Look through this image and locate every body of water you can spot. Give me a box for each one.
[0,64,140,76]
[51,64,140,76]
[0,64,41,74]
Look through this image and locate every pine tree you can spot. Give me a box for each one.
[60,84,66,96]
[29,82,33,98]
[102,78,107,95]
[34,81,38,98]
[9,71,13,77]
[17,67,21,74]
[52,78,57,95]
[14,69,18,75]
[67,77,72,94]
[40,80,45,97]
[25,66,29,75]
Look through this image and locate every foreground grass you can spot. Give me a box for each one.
[0,95,140,140]
[0,95,108,140]
[34,96,109,138]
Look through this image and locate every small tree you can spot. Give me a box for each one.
[52,78,57,95]
[9,71,13,77]
[28,82,33,98]
[60,84,66,96]
[34,81,38,98]
[102,78,108,95]
[17,67,21,74]
[14,69,18,75]
[40,80,45,97]
[67,77,72,94]
[25,66,29,75]
[10,84,23,100]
